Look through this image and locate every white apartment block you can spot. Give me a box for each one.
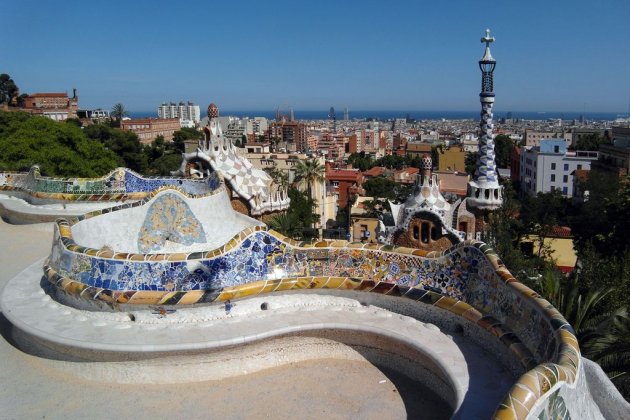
[520,139,598,197]
[158,102,201,124]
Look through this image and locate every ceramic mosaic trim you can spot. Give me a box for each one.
[44,208,580,420]
[42,263,535,372]
[0,166,220,201]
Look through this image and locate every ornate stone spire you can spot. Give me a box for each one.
[467,28,503,210]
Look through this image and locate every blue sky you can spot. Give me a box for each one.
[3,0,629,113]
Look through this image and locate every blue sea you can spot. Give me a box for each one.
[129,110,625,121]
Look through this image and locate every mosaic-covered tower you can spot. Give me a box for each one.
[467,29,503,210]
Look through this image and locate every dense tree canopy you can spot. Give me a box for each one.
[0,111,119,176]
[172,127,203,153]
[362,176,412,203]
[84,123,148,173]
[494,134,514,168]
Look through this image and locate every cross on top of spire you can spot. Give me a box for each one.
[481,28,495,47]
[480,28,495,62]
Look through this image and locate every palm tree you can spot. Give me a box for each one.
[111,103,128,122]
[294,158,324,202]
[536,270,630,398]
[267,213,301,239]
[584,314,630,398]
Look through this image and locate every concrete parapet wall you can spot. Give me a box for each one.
[6,182,609,419]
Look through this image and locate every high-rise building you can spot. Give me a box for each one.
[158,101,201,124]
[269,120,307,152]
[467,29,502,210]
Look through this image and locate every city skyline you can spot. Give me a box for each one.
[3,0,630,113]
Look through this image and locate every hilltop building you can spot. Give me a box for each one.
[22,89,79,121]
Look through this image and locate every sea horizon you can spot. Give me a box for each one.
[128,109,628,121]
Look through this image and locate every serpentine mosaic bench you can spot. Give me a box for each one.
[40,185,580,419]
[0,166,220,202]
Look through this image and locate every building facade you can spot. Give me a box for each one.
[158,102,201,124]
[268,120,307,152]
[519,139,598,197]
[22,90,79,121]
[121,118,181,144]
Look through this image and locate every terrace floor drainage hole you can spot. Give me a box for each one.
[360,302,369,307]
[453,324,464,334]
[260,303,269,311]
[127,313,136,322]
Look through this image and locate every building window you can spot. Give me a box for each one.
[431,226,439,241]
[554,145,560,153]
[551,163,556,170]
[577,164,582,170]
[413,225,419,240]
[563,175,568,183]
[421,223,429,244]
[551,174,555,182]
[562,186,568,195]
[564,163,569,171]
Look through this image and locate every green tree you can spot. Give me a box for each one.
[483,181,547,285]
[574,133,606,151]
[0,74,19,105]
[363,198,387,218]
[346,152,373,171]
[363,176,396,199]
[585,315,630,399]
[535,269,630,399]
[267,213,301,238]
[172,127,203,153]
[465,151,479,175]
[494,134,514,168]
[84,123,148,173]
[0,111,119,176]
[520,190,568,259]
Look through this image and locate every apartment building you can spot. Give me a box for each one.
[520,139,598,197]
[157,102,200,124]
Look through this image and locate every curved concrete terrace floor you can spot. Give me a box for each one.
[0,223,514,418]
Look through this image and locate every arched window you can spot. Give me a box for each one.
[413,225,419,240]
[431,226,439,241]
[421,223,429,243]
